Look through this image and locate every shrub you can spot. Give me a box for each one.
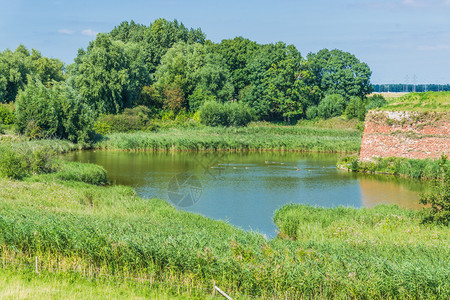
[420,155,450,225]
[366,94,387,110]
[198,101,227,126]
[15,78,94,143]
[198,101,253,127]
[0,143,56,179]
[0,103,14,125]
[317,94,345,119]
[93,106,155,134]
[345,96,367,121]
[306,105,319,120]
[225,102,254,127]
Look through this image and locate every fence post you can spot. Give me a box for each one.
[35,256,39,274]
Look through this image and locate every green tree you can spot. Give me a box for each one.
[70,34,150,114]
[242,43,305,121]
[15,77,94,142]
[153,42,233,111]
[306,49,373,99]
[211,37,259,98]
[0,45,64,103]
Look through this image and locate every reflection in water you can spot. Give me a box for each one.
[65,151,426,236]
[358,175,424,209]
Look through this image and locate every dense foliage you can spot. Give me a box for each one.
[420,155,450,225]
[0,18,375,140]
[0,45,64,103]
[15,78,94,142]
[198,101,253,127]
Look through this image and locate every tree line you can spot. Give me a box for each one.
[0,18,378,141]
[373,84,450,93]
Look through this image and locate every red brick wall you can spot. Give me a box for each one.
[360,110,450,161]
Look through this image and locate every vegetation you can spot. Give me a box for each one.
[373,83,450,93]
[15,78,94,142]
[95,124,362,152]
[379,91,450,112]
[337,155,450,180]
[198,101,253,127]
[0,45,65,103]
[1,18,375,130]
[420,155,450,225]
[0,166,448,298]
[273,204,449,298]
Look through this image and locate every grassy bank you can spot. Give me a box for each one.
[1,168,449,298]
[338,155,449,180]
[274,204,449,298]
[95,123,362,153]
[379,91,450,112]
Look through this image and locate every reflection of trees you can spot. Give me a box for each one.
[359,176,423,209]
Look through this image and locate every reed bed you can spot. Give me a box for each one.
[1,174,448,298]
[338,156,449,179]
[95,125,362,153]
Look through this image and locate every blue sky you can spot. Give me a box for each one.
[1,0,450,84]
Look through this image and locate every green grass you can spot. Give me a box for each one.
[95,123,362,153]
[0,268,211,299]
[338,156,449,179]
[25,160,108,185]
[379,91,450,112]
[274,204,450,298]
[1,169,449,298]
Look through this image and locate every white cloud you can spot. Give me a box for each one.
[444,0,450,6]
[81,29,98,36]
[58,29,75,35]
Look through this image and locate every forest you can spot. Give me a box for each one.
[0,19,382,142]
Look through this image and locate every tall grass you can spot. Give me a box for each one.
[1,173,449,298]
[338,156,449,179]
[96,125,362,153]
[274,204,449,298]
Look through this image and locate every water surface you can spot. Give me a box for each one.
[66,151,426,236]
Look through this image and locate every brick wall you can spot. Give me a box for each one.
[360,110,450,161]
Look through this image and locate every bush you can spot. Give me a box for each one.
[0,143,56,179]
[93,106,155,134]
[345,96,367,121]
[420,155,450,225]
[198,101,227,126]
[366,94,387,110]
[198,101,253,127]
[317,94,345,119]
[0,103,14,125]
[15,78,94,143]
[225,102,254,127]
[306,106,319,120]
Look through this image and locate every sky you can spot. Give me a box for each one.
[1,0,450,84]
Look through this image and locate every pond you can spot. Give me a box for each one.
[65,151,426,236]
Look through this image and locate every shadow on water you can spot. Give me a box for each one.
[65,150,427,236]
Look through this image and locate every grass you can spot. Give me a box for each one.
[338,155,449,179]
[274,204,450,298]
[379,91,450,112]
[95,123,362,153]
[0,268,210,299]
[1,167,449,298]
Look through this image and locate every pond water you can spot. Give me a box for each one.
[65,151,426,236]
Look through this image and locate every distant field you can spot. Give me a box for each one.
[378,91,450,112]
[370,92,408,100]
